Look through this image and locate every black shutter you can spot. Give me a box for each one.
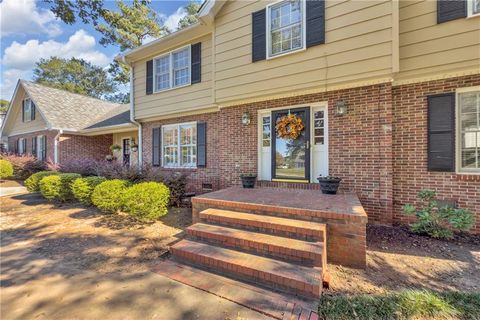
[146,60,154,95]
[42,136,47,161]
[32,137,37,157]
[152,127,161,166]
[22,139,27,155]
[31,102,36,121]
[427,93,455,172]
[306,0,325,47]
[437,0,467,23]
[22,100,25,122]
[15,139,19,154]
[252,9,266,62]
[197,122,207,168]
[191,42,202,84]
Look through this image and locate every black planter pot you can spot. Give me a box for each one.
[240,175,257,188]
[317,177,341,195]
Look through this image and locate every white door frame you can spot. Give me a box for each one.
[257,102,329,182]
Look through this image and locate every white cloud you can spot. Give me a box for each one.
[0,0,62,37]
[1,30,111,100]
[2,29,110,70]
[162,7,188,32]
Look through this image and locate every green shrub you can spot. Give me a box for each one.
[0,159,14,179]
[123,182,170,221]
[71,176,107,205]
[25,171,58,192]
[39,173,81,201]
[91,179,129,213]
[403,190,475,239]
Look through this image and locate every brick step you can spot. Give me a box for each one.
[199,208,326,242]
[187,223,325,266]
[170,239,323,298]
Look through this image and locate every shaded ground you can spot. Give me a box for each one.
[0,193,271,320]
[328,225,480,295]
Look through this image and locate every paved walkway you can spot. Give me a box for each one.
[0,193,272,320]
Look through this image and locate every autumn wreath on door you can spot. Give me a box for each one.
[275,113,305,140]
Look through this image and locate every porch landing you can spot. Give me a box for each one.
[192,187,367,269]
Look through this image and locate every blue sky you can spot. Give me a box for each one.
[0,0,193,101]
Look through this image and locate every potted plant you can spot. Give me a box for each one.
[317,175,342,195]
[110,144,121,153]
[240,173,257,188]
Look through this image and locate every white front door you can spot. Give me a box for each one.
[257,103,328,182]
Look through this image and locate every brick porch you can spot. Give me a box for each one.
[170,186,367,299]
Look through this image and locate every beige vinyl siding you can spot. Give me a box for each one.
[396,0,480,83]
[133,34,213,120]
[214,0,394,104]
[5,87,48,136]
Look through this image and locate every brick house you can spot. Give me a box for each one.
[119,0,479,233]
[0,80,139,166]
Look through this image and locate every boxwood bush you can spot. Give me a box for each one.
[71,176,107,205]
[0,159,14,179]
[123,182,170,221]
[39,173,81,201]
[25,171,58,192]
[91,179,129,213]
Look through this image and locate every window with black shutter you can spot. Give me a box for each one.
[252,9,266,62]
[427,93,455,171]
[437,0,467,23]
[146,60,153,95]
[191,42,202,84]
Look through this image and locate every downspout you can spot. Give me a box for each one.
[124,59,142,169]
[54,129,63,165]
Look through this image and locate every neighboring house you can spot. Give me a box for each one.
[119,0,480,233]
[0,80,139,166]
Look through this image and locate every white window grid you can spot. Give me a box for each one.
[267,0,306,59]
[468,0,480,16]
[153,45,191,93]
[24,98,32,122]
[458,90,480,172]
[314,110,325,145]
[262,116,271,147]
[162,122,197,168]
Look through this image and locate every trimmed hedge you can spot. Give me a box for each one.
[123,182,170,221]
[39,173,81,201]
[25,171,58,192]
[91,179,129,213]
[71,176,107,205]
[0,159,14,179]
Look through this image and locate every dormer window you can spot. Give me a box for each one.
[267,0,306,59]
[23,98,32,122]
[154,45,191,92]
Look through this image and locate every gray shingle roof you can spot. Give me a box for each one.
[21,80,133,131]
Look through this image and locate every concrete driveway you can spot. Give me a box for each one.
[0,193,271,320]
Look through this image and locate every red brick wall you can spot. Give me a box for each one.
[7,130,57,163]
[392,74,480,234]
[142,83,395,225]
[58,134,113,164]
[141,75,480,233]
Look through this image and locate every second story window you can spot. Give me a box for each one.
[23,98,32,122]
[267,0,306,59]
[154,45,191,92]
[468,0,480,16]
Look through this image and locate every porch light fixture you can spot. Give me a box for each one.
[131,138,138,152]
[335,100,348,116]
[242,112,251,125]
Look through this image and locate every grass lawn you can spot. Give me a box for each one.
[319,290,480,320]
[319,225,480,320]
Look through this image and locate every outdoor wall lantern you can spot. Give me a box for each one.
[335,100,348,116]
[242,112,251,125]
[131,138,139,152]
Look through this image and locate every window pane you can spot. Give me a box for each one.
[155,56,170,91]
[173,48,190,87]
[180,124,196,145]
[269,0,303,57]
[459,91,480,170]
[474,0,480,14]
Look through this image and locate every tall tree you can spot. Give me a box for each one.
[32,57,122,102]
[178,1,201,30]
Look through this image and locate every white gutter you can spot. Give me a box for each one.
[53,129,63,165]
[124,60,142,169]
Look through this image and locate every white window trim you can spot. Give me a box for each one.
[456,86,480,175]
[23,98,32,123]
[153,44,192,93]
[266,0,307,60]
[161,121,197,169]
[467,0,480,18]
